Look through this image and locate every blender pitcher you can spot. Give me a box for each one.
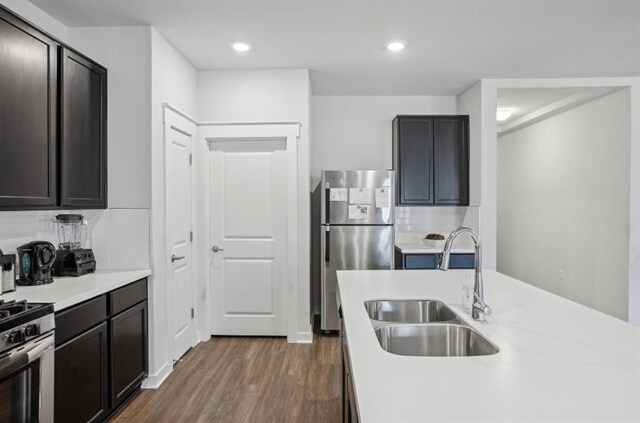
[55,214,87,250]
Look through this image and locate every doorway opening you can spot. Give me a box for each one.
[495,86,631,320]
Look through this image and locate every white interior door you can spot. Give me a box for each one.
[165,113,195,360]
[210,139,287,336]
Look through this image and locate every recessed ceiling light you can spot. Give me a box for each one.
[496,108,512,122]
[231,42,251,52]
[385,40,407,52]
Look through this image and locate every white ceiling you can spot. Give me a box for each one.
[29,0,640,95]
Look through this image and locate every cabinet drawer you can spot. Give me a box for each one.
[403,253,475,270]
[404,254,439,269]
[109,278,147,316]
[55,295,107,346]
[449,253,475,269]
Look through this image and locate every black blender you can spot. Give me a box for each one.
[52,214,96,277]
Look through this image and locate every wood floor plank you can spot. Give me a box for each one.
[110,334,340,423]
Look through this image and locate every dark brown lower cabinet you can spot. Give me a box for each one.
[54,279,148,422]
[55,323,109,423]
[110,301,148,408]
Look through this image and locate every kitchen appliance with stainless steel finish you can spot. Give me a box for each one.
[320,170,395,331]
[0,249,16,294]
[16,241,56,285]
[53,214,96,277]
[0,300,55,423]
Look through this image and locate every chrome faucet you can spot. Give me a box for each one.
[438,226,491,321]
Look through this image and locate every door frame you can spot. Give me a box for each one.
[163,107,198,361]
[198,123,301,342]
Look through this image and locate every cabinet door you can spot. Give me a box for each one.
[394,117,434,205]
[433,117,469,205]
[55,322,109,423]
[110,300,148,408]
[60,47,107,208]
[0,7,57,209]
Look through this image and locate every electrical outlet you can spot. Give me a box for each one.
[558,269,565,280]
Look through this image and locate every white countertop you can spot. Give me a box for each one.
[0,269,151,311]
[337,269,640,422]
[395,241,475,254]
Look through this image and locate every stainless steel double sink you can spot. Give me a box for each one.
[364,300,499,357]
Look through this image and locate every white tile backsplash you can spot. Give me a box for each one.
[395,206,480,242]
[0,209,150,271]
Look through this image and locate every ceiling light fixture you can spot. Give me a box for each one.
[496,108,512,122]
[231,42,251,52]
[385,40,407,52]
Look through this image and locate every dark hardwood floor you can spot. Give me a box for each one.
[110,334,341,423]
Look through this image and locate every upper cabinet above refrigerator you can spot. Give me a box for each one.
[393,115,469,206]
[0,5,108,210]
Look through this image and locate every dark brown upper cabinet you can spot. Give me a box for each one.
[60,48,107,208]
[393,115,469,206]
[0,7,58,209]
[0,4,107,211]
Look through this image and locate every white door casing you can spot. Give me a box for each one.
[164,109,196,361]
[210,139,287,335]
[200,124,300,341]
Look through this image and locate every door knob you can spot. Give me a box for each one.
[211,245,225,253]
[171,254,185,263]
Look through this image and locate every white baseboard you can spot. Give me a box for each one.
[141,362,173,389]
[293,331,313,343]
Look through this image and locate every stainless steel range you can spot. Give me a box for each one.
[0,300,55,423]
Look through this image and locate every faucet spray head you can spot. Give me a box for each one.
[438,249,451,271]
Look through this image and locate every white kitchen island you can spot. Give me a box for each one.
[337,269,640,422]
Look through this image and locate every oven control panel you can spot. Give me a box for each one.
[8,324,41,343]
[1,314,54,352]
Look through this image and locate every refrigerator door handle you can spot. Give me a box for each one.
[325,185,331,223]
[325,226,330,263]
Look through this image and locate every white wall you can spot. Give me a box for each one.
[458,84,482,207]
[497,89,630,320]
[197,69,312,341]
[311,96,458,187]
[147,29,198,387]
[69,27,152,209]
[0,0,68,41]
[458,81,499,269]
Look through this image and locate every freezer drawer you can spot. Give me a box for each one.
[321,225,393,331]
[321,170,394,225]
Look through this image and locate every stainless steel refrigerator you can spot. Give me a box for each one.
[320,170,395,331]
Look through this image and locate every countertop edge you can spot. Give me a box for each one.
[0,269,152,312]
[53,269,151,311]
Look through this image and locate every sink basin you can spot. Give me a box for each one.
[364,300,458,323]
[374,324,499,357]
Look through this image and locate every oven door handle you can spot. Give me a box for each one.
[0,333,54,378]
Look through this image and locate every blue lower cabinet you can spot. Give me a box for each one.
[395,249,474,270]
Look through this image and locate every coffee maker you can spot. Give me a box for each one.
[16,241,56,285]
[52,214,96,277]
